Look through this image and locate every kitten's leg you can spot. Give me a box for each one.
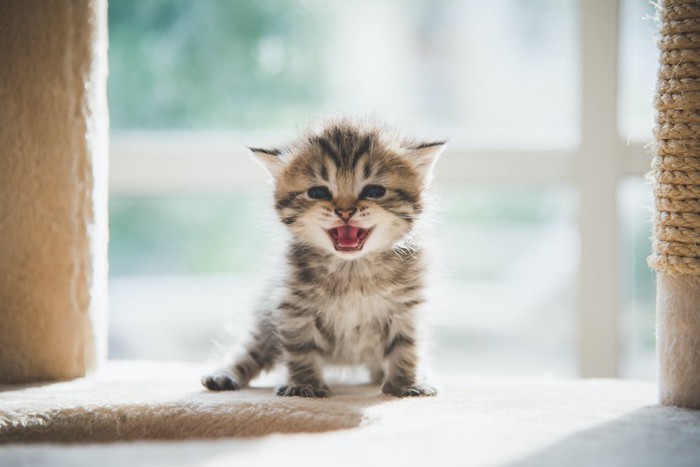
[276,317,331,398]
[277,354,330,397]
[368,364,385,385]
[382,327,436,397]
[202,315,280,391]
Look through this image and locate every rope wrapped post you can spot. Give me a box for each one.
[651,0,700,409]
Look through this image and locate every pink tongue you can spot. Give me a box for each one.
[337,226,361,247]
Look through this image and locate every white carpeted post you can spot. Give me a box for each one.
[0,0,108,383]
[651,0,700,409]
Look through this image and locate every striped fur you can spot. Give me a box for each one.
[202,118,443,397]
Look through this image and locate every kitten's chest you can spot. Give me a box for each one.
[319,291,392,363]
[287,253,424,363]
[315,261,396,338]
[321,291,393,327]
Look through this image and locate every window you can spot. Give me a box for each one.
[109,0,578,147]
[617,0,657,379]
[109,0,656,379]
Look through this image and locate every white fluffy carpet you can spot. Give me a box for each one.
[1,361,699,466]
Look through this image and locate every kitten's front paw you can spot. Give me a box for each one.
[382,382,437,398]
[276,383,331,398]
[201,371,241,391]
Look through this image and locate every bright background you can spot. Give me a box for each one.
[107,0,657,379]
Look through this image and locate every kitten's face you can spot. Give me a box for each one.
[252,122,443,260]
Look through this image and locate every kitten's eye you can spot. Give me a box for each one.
[361,185,386,199]
[307,186,332,200]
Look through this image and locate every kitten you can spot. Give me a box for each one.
[202,118,443,397]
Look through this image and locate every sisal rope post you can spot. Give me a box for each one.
[651,0,700,409]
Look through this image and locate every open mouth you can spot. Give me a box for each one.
[326,225,372,252]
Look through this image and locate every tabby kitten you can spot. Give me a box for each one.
[202,118,443,397]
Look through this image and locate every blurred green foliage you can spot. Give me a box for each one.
[109,195,273,275]
[108,0,324,129]
[441,185,572,224]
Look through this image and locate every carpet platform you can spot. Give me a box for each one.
[1,361,699,466]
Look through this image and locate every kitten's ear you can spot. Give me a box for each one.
[403,141,446,180]
[248,146,285,177]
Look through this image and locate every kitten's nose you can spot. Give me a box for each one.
[334,207,357,221]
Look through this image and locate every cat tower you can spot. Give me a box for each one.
[1,1,700,464]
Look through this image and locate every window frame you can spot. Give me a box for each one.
[109,0,652,378]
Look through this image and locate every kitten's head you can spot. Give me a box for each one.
[250,118,444,260]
